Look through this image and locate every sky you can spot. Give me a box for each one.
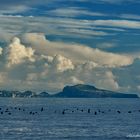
[0,0,140,94]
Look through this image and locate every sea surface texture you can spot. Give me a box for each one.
[0,98,140,140]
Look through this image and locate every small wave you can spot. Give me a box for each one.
[127,134,140,138]
[3,127,31,133]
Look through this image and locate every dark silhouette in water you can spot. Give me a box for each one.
[117,111,121,114]
[88,109,90,113]
[62,110,65,115]
[0,105,138,117]
[29,111,32,115]
[29,111,37,115]
[41,107,44,112]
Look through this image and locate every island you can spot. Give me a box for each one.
[0,84,139,98]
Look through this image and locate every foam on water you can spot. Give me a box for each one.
[127,134,140,138]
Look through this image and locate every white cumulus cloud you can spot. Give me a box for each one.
[3,37,35,67]
[52,54,74,72]
[22,33,133,67]
[0,33,138,94]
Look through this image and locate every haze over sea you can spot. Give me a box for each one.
[0,98,140,140]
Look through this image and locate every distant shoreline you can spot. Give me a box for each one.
[0,84,139,98]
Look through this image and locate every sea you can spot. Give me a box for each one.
[0,98,140,140]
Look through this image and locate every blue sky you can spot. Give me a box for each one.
[0,0,140,94]
[1,0,140,53]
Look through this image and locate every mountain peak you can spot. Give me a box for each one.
[58,84,138,98]
[70,84,97,91]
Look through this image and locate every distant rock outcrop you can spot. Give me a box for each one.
[0,84,139,98]
[52,84,139,98]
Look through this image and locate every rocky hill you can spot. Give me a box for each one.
[0,84,139,98]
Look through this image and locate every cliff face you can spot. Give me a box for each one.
[54,84,139,98]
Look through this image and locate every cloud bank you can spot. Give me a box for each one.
[0,33,137,94]
[22,33,133,67]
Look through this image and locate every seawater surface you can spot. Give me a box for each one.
[0,98,140,140]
